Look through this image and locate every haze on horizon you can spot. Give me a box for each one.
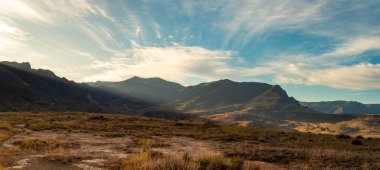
[0,0,380,103]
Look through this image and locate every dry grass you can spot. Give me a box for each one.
[14,139,68,152]
[0,112,379,169]
[0,157,5,170]
[0,132,10,143]
[113,151,250,170]
[129,137,171,150]
[42,154,82,165]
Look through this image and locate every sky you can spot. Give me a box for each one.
[0,0,380,103]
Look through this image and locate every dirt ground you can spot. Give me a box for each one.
[1,130,282,170]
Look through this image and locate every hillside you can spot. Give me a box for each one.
[172,79,274,111]
[92,76,184,103]
[92,77,359,126]
[301,101,380,114]
[2,63,369,132]
[0,62,152,113]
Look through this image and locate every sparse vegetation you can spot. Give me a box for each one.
[351,139,363,145]
[42,154,82,165]
[356,135,364,139]
[114,152,248,170]
[14,139,66,152]
[0,156,5,170]
[0,112,379,169]
[336,134,351,139]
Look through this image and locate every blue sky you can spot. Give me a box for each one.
[0,0,380,103]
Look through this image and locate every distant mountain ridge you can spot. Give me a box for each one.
[93,77,358,124]
[301,101,380,114]
[0,62,152,113]
[172,79,274,111]
[0,61,371,128]
[92,76,184,103]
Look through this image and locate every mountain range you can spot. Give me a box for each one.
[301,101,380,115]
[1,61,378,130]
[93,76,358,125]
[0,61,151,113]
[91,76,184,103]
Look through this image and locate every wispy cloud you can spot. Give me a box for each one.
[83,45,271,83]
[0,0,379,92]
[268,38,380,90]
[214,0,328,45]
[0,0,53,24]
[324,37,380,57]
[274,63,380,90]
[84,45,234,83]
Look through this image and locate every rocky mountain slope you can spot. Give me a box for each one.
[93,77,358,124]
[0,62,152,113]
[301,101,380,114]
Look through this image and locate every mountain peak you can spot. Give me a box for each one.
[215,79,234,83]
[269,85,288,98]
[129,76,143,80]
[127,76,167,82]
[0,62,151,112]
[0,61,32,70]
[93,76,185,103]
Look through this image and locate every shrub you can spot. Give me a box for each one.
[351,140,362,146]
[120,151,164,167]
[197,156,229,170]
[230,157,244,170]
[0,164,5,170]
[149,151,164,159]
[120,152,152,168]
[202,121,218,128]
[355,135,364,139]
[14,139,65,152]
[336,134,351,139]
[143,155,194,170]
[43,154,81,165]
[183,152,191,162]
[0,122,12,131]
[0,158,6,170]
[87,116,108,121]
[0,132,10,143]
[245,162,261,170]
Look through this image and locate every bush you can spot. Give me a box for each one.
[230,157,244,170]
[183,152,191,162]
[14,139,65,152]
[355,135,364,139]
[120,152,153,168]
[197,156,229,170]
[351,140,362,146]
[43,154,81,165]
[0,158,6,170]
[336,134,351,139]
[202,121,218,128]
[149,151,164,159]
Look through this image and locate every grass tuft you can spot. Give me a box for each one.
[14,139,67,152]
